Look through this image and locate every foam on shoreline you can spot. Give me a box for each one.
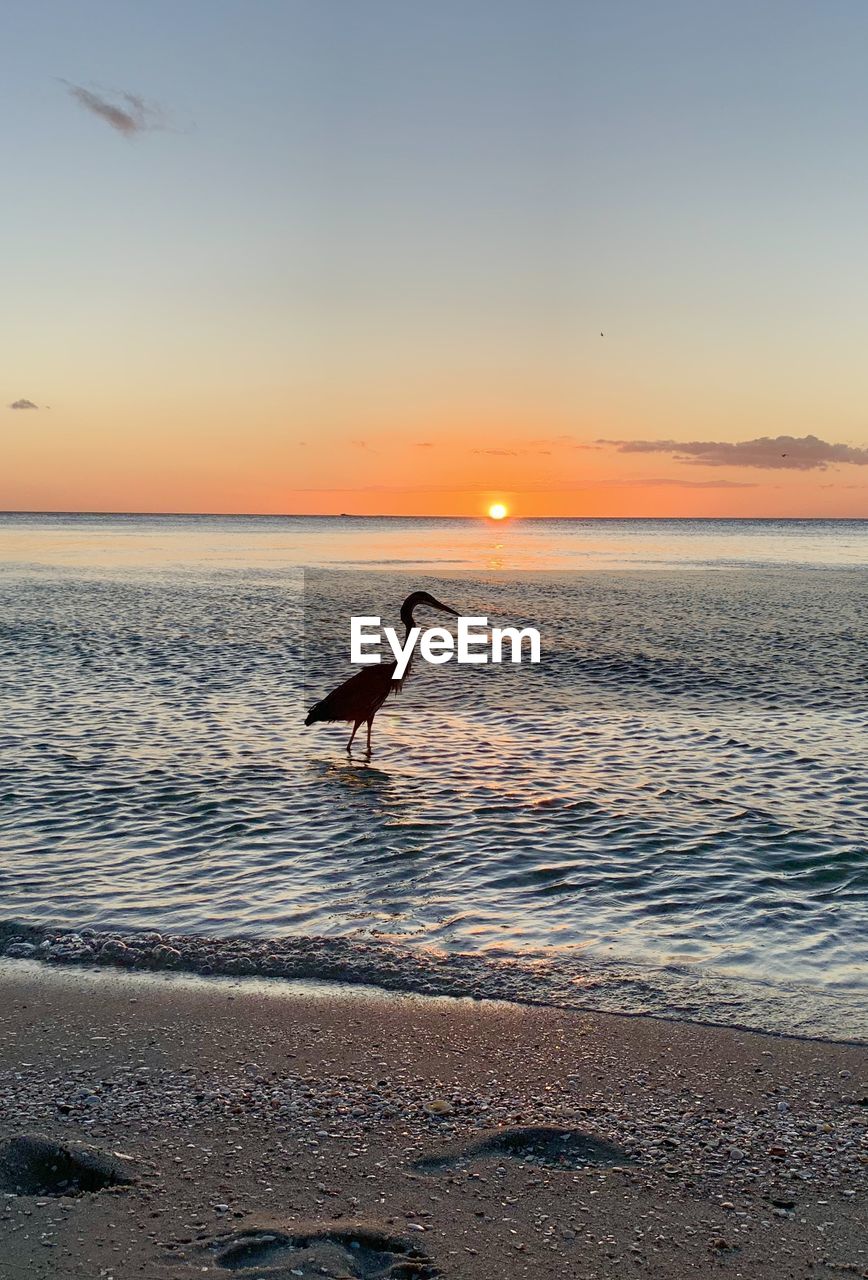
[2,920,864,1044]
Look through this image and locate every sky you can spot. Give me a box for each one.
[2,0,868,517]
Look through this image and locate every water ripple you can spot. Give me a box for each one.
[0,563,866,1038]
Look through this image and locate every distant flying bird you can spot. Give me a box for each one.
[304,591,458,754]
[600,331,604,337]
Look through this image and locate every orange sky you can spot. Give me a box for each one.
[2,383,866,517]
[3,424,865,518]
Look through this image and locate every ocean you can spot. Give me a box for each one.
[1,513,866,1039]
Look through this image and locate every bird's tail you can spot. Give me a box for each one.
[304,701,323,726]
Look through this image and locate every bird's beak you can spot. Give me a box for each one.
[435,600,459,617]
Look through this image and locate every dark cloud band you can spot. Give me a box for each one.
[599,435,868,471]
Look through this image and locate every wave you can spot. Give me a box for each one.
[2,921,864,1045]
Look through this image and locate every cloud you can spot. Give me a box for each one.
[479,436,600,453]
[530,436,600,451]
[472,446,552,457]
[9,398,38,410]
[65,83,165,136]
[635,478,757,489]
[599,434,868,471]
[410,437,599,456]
[289,482,591,495]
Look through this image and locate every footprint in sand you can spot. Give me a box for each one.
[0,1133,137,1196]
[203,1222,438,1279]
[415,1124,631,1172]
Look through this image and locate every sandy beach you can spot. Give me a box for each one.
[1,960,865,1279]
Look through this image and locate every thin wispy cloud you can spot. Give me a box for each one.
[529,436,600,451]
[472,446,552,457]
[289,477,758,496]
[636,478,757,489]
[65,83,165,136]
[291,482,589,495]
[416,437,596,456]
[600,434,868,471]
[9,399,38,410]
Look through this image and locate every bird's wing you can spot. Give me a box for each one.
[307,661,399,722]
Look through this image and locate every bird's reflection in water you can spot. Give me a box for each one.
[305,753,441,897]
[305,755,412,836]
[308,754,395,796]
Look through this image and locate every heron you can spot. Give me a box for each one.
[304,591,459,754]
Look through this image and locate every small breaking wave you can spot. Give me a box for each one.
[2,921,864,1044]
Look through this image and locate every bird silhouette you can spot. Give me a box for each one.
[304,591,458,753]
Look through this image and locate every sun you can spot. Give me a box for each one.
[487,502,508,521]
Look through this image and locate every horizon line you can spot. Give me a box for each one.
[1,509,866,523]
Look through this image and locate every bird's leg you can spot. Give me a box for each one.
[347,720,361,752]
[365,719,373,754]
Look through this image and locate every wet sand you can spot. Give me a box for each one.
[0,960,865,1279]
